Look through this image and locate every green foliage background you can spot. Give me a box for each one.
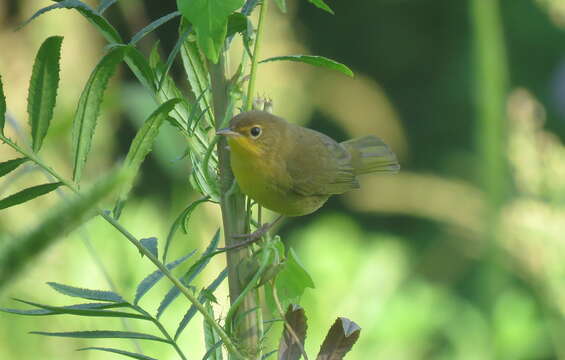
[2,0,565,359]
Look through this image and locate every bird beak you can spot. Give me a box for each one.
[216,128,241,137]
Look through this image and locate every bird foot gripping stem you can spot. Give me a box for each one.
[218,215,283,252]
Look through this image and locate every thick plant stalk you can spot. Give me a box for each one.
[211,53,262,358]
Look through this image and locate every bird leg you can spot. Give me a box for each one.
[218,215,284,252]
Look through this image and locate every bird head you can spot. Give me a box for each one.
[216,110,287,157]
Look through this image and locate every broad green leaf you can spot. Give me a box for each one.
[28,36,63,152]
[0,301,127,316]
[112,98,181,218]
[163,196,210,263]
[48,282,124,302]
[273,248,315,311]
[0,182,62,211]
[307,0,334,15]
[129,11,181,45]
[278,304,307,360]
[134,250,196,304]
[21,1,122,43]
[260,55,353,77]
[203,301,223,360]
[176,0,245,63]
[79,347,158,360]
[274,0,287,13]
[316,318,361,360]
[140,237,158,259]
[0,169,127,288]
[174,268,228,340]
[0,158,29,178]
[0,74,5,136]
[10,298,148,320]
[31,330,170,343]
[72,46,127,183]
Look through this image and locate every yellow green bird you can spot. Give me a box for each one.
[217,110,399,217]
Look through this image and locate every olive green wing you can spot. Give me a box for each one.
[286,130,359,196]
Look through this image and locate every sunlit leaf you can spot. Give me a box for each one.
[0,158,29,178]
[79,347,158,360]
[278,304,307,360]
[203,301,223,360]
[307,0,334,15]
[21,1,122,43]
[28,36,63,152]
[0,182,62,211]
[163,196,210,263]
[129,11,181,45]
[134,250,196,304]
[112,98,181,218]
[316,318,361,360]
[31,330,170,343]
[72,45,127,183]
[0,74,5,135]
[176,0,245,63]
[8,298,148,320]
[260,55,353,77]
[48,282,124,303]
[140,237,158,259]
[272,248,315,311]
[174,268,228,340]
[124,46,157,92]
[0,169,127,288]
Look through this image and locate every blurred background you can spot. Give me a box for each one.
[2,0,565,359]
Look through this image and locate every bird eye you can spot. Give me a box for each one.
[250,126,262,138]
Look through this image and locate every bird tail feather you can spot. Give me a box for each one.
[341,135,400,175]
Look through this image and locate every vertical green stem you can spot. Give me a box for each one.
[211,51,262,357]
[471,0,508,217]
[245,0,269,111]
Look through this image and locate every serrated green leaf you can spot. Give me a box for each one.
[163,196,210,263]
[316,318,361,360]
[112,98,181,218]
[274,0,287,13]
[31,330,170,343]
[307,0,334,15]
[28,36,63,152]
[0,74,6,136]
[260,55,353,77]
[156,230,217,318]
[48,282,124,302]
[72,46,127,183]
[203,301,223,360]
[278,304,307,360]
[130,11,181,45]
[21,1,122,43]
[134,250,196,304]
[79,347,158,360]
[0,301,127,316]
[0,158,29,178]
[176,0,245,63]
[273,248,315,311]
[140,237,158,259]
[0,182,62,211]
[174,268,228,340]
[180,37,214,128]
[11,298,148,320]
[124,46,157,92]
[0,169,127,288]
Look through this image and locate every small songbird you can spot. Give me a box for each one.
[216,111,399,217]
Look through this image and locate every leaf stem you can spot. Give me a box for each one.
[0,134,245,360]
[245,0,269,111]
